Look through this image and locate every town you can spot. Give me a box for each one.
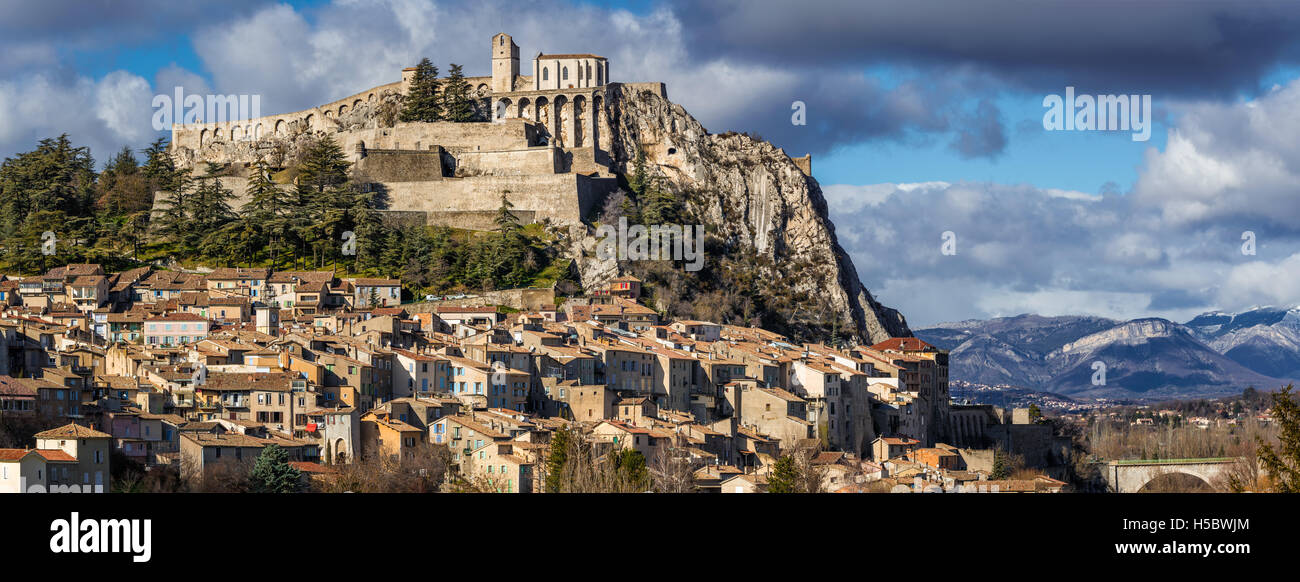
[0,263,1070,493]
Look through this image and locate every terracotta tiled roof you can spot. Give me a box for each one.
[870,337,936,352]
[35,423,112,439]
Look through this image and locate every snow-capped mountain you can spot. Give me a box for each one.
[916,312,1293,400]
[1184,306,1300,380]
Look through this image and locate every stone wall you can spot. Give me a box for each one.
[381,173,614,225]
[455,146,560,176]
[339,120,538,159]
[356,148,446,182]
[426,210,537,231]
[403,287,555,311]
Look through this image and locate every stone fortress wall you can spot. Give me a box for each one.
[166,32,644,228]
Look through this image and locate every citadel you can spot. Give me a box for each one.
[169,33,669,230]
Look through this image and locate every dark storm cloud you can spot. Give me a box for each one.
[0,0,267,46]
[670,0,1300,96]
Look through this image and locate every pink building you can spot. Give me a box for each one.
[144,313,211,346]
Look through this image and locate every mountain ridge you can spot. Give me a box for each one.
[917,309,1297,400]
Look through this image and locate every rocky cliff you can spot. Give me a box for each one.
[569,84,910,344]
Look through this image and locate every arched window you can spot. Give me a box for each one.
[587,64,592,79]
[542,67,548,81]
[562,67,568,80]
[499,36,504,46]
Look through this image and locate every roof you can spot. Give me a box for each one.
[870,337,936,352]
[0,448,77,462]
[35,423,112,439]
[288,461,336,474]
[536,53,607,60]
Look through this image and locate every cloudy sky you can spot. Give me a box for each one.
[2,0,1299,326]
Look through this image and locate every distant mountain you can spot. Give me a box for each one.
[1184,306,1300,380]
[917,313,1291,400]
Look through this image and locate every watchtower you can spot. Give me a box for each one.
[492,32,520,93]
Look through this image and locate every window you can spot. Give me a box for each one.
[542,67,548,81]
[562,67,568,80]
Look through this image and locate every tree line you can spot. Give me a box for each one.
[0,131,558,296]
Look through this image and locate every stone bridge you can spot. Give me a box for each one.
[1104,458,1243,493]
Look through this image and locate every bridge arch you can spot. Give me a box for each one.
[1137,472,1214,493]
[1106,458,1242,493]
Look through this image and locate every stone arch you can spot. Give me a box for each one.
[517,97,531,120]
[572,95,586,148]
[213,127,223,141]
[592,94,604,150]
[476,84,490,97]
[334,439,347,463]
[534,96,551,144]
[1137,471,1214,493]
[368,93,375,102]
[275,119,285,135]
[553,95,569,147]
[339,104,348,117]
[254,123,263,140]
[353,99,362,109]
[324,110,334,120]
[231,125,243,141]
[494,97,512,121]
[199,129,208,149]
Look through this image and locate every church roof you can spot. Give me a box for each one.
[535,53,606,60]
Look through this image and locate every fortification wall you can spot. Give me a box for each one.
[375,210,429,229]
[620,82,667,100]
[426,210,538,231]
[171,80,405,152]
[379,173,614,225]
[340,120,537,159]
[404,287,555,311]
[455,146,560,176]
[356,149,446,182]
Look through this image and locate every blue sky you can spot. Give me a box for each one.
[4,0,1300,327]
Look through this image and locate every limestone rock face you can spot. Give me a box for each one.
[576,84,910,343]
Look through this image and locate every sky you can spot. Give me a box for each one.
[2,0,1300,327]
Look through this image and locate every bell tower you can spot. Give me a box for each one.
[492,32,520,93]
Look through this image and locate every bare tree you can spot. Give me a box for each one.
[326,443,451,493]
[791,446,829,493]
[649,446,699,493]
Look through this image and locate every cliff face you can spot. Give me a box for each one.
[575,83,910,343]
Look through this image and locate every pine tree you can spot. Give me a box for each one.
[613,449,650,490]
[991,448,1011,479]
[495,191,520,236]
[1256,385,1300,492]
[296,136,352,194]
[442,63,476,122]
[769,455,800,493]
[628,149,649,196]
[545,427,571,492]
[247,444,304,493]
[0,134,96,235]
[399,58,442,123]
